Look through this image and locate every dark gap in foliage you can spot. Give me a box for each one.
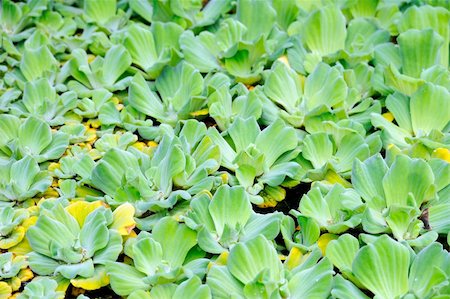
[67,285,119,299]
[253,182,312,215]
[202,116,218,128]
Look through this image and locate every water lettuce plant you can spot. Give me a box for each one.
[0,252,33,299]
[106,216,204,297]
[91,120,222,215]
[185,185,282,253]
[352,154,438,240]
[207,117,302,204]
[26,201,135,290]
[0,0,449,297]
[326,234,450,299]
[16,277,64,299]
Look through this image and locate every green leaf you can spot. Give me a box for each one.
[26,252,59,276]
[228,117,259,153]
[326,234,359,276]
[228,235,283,285]
[132,237,163,276]
[129,0,152,22]
[20,46,57,81]
[209,185,252,237]
[241,213,282,242]
[385,205,421,241]
[152,217,197,268]
[352,155,387,204]
[124,24,158,70]
[173,276,211,299]
[299,185,363,234]
[0,115,20,149]
[349,0,379,17]
[79,210,109,258]
[398,5,449,67]
[304,63,347,111]
[272,0,299,30]
[93,230,123,265]
[288,258,333,298]
[91,148,140,197]
[255,118,297,168]
[410,83,450,136]
[55,259,95,279]
[296,215,320,247]
[303,5,346,56]
[302,133,333,169]
[264,61,303,114]
[84,0,116,25]
[128,73,165,121]
[27,213,78,260]
[398,29,444,78]
[237,0,276,41]
[180,31,220,73]
[18,116,52,156]
[333,133,370,174]
[353,235,409,299]
[331,275,370,299]
[429,203,450,234]
[152,139,186,195]
[17,277,65,299]
[156,62,204,112]
[207,265,244,298]
[102,45,131,87]
[10,156,40,195]
[107,262,148,296]
[408,243,449,298]
[382,155,434,207]
[385,92,412,133]
[1,0,22,32]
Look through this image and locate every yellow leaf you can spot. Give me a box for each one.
[147,141,158,148]
[111,96,121,105]
[432,148,450,162]
[207,251,229,270]
[55,277,71,293]
[87,54,96,64]
[131,142,146,151]
[0,281,12,299]
[42,187,59,198]
[9,238,33,256]
[277,55,291,68]
[85,128,97,143]
[0,226,25,249]
[324,170,352,188]
[66,201,104,227]
[48,162,61,172]
[26,206,39,216]
[17,269,33,283]
[285,247,304,270]
[10,277,21,292]
[21,216,37,230]
[382,112,394,122]
[317,233,338,255]
[122,229,138,244]
[87,119,101,129]
[110,203,136,235]
[71,268,109,290]
[190,108,209,117]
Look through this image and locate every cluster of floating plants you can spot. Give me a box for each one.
[0,0,449,298]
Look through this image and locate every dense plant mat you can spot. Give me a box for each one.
[1,0,449,298]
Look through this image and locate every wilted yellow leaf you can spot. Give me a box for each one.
[66,201,104,227]
[110,203,136,235]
